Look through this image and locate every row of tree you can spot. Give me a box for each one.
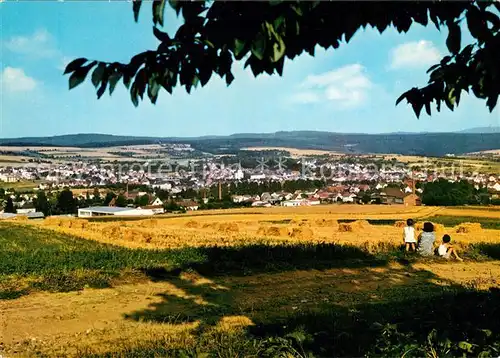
[421,179,491,206]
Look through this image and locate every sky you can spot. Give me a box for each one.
[0,2,499,138]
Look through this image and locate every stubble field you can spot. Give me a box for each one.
[1,204,500,357]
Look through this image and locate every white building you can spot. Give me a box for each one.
[281,200,304,207]
[77,206,155,218]
[250,174,266,180]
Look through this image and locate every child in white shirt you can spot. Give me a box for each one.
[438,234,463,261]
[403,218,416,252]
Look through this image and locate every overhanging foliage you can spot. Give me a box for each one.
[65,1,500,116]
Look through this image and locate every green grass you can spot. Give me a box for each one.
[0,223,394,299]
[0,223,205,297]
[453,206,500,212]
[2,223,500,357]
[427,215,500,230]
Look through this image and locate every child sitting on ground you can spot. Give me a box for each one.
[403,218,416,252]
[417,222,436,257]
[437,234,463,261]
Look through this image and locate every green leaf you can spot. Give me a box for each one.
[426,63,440,74]
[446,21,461,55]
[64,58,87,75]
[135,68,147,99]
[251,31,267,61]
[91,63,106,88]
[123,73,132,89]
[225,71,234,86]
[192,74,199,88]
[486,94,498,112]
[265,22,286,63]
[275,56,285,76]
[68,62,96,90]
[153,0,166,26]
[96,79,107,99]
[458,341,473,352]
[424,101,431,116]
[153,26,172,44]
[396,90,411,105]
[168,0,181,16]
[108,72,122,95]
[234,38,247,59]
[412,100,424,118]
[467,6,488,42]
[147,81,160,104]
[130,84,139,107]
[445,88,456,110]
[132,0,142,22]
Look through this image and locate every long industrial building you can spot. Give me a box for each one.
[77,206,155,218]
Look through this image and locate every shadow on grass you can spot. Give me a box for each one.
[1,221,393,299]
[123,254,500,357]
[142,243,389,281]
[250,288,500,357]
[473,243,500,260]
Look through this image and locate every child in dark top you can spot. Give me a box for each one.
[417,222,436,257]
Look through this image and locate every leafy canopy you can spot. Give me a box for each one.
[65,1,500,116]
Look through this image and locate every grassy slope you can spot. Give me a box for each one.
[1,223,500,357]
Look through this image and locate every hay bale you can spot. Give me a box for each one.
[202,223,217,229]
[394,221,406,228]
[70,219,88,229]
[218,222,239,233]
[139,218,158,227]
[289,227,313,239]
[338,223,353,232]
[315,219,338,227]
[185,220,199,228]
[12,215,28,221]
[101,224,122,238]
[415,222,445,232]
[352,220,370,230]
[43,217,62,226]
[257,226,267,235]
[266,226,289,236]
[434,223,445,232]
[58,219,74,228]
[455,222,482,233]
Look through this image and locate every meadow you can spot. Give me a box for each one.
[1,205,500,357]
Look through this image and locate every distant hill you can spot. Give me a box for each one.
[458,126,500,134]
[0,131,499,157]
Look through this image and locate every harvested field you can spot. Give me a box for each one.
[2,204,500,357]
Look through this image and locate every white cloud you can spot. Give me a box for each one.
[290,91,321,104]
[58,56,73,71]
[1,67,37,92]
[4,28,58,58]
[390,40,441,70]
[291,64,373,108]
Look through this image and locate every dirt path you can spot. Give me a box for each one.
[1,261,500,357]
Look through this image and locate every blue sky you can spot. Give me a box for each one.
[1,2,498,138]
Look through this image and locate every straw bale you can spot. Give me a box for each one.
[455,222,482,233]
[351,220,371,229]
[185,220,199,228]
[338,223,353,232]
[262,226,288,236]
[12,215,28,221]
[289,227,313,239]
[139,218,158,227]
[315,219,338,227]
[394,221,406,228]
[218,222,239,233]
[43,217,62,226]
